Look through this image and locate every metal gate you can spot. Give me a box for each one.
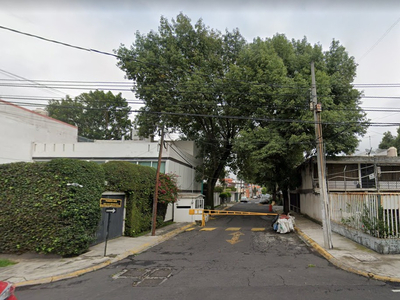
[93,193,125,245]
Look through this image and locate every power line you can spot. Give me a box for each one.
[0,25,118,59]
[358,17,400,62]
[0,68,66,97]
[4,96,400,115]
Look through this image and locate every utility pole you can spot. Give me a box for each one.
[311,61,333,249]
[151,126,165,236]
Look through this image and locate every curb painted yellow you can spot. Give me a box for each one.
[15,260,112,287]
[15,222,196,287]
[294,226,400,283]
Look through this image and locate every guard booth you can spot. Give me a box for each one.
[93,192,126,245]
[173,193,204,222]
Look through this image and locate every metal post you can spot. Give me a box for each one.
[104,212,111,256]
[311,61,333,249]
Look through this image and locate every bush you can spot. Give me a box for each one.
[0,159,105,256]
[219,192,232,199]
[102,161,179,236]
[214,186,224,193]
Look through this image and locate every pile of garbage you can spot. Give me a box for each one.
[272,213,295,234]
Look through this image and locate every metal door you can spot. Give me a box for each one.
[93,193,125,245]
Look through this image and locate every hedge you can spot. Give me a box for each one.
[0,159,105,256]
[102,161,178,236]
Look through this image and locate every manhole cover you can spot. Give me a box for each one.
[123,269,149,277]
[134,278,166,287]
[148,268,173,277]
[114,267,175,287]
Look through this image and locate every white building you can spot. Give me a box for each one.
[32,139,202,193]
[0,100,77,164]
[0,100,204,222]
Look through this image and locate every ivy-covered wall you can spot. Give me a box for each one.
[0,159,105,256]
[0,159,179,256]
[102,161,178,236]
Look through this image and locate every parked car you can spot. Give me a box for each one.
[240,197,248,203]
[0,281,17,300]
[259,194,271,204]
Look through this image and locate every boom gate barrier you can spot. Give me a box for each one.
[189,209,279,227]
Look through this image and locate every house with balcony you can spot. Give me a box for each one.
[292,148,400,253]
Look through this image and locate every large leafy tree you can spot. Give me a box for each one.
[116,14,368,209]
[47,90,133,140]
[116,14,252,208]
[234,35,368,212]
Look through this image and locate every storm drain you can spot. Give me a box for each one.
[113,268,174,287]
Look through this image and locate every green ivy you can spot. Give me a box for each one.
[0,159,105,256]
[102,161,179,236]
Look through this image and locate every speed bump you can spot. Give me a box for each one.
[200,227,216,231]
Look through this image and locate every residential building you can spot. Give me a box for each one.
[0,100,77,164]
[0,100,203,223]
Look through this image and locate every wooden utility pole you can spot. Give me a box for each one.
[151,126,165,236]
[311,62,333,249]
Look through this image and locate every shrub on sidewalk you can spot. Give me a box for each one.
[0,159,105,256]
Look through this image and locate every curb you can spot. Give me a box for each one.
[15,222,196,287]
[294,226,400,283]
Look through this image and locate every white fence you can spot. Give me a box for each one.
[330,192,400,238]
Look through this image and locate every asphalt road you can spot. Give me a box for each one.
[16,200,400,299]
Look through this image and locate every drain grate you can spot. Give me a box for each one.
[113,268,174,287]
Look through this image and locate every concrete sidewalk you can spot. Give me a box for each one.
[0,222,195,287]
[2,205,400,287]
[293,212,400,282]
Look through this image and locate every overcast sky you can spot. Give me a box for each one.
[1,0,400,153]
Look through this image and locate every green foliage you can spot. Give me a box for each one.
[379,127,400,152]
[261,187,267,194]
[361,203,388,238]
[47,90,133,140]
[102,161,178,236]
[116,13,248,208]
[116,14,367,209]
[0,159,105,256]
[214,186,224,193]
[158,173,179,205]
[219,192,231,199]
[233,35,367,198]
[0,259,16,267]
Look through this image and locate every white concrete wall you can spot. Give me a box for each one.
[173,193,204,222]
[301,161,315,190]
[0,100,77,164]
[33,140,202,193]
[300,193,322,221]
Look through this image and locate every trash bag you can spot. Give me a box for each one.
[275,213,295,234]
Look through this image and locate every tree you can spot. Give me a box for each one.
[379,127,400,151]
[47,90,133,140]
[116,15,368,209]
[233,35,368,213]
[116,14,250,208]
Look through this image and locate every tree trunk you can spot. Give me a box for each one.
[282,188,290,214]
[205,180,215,209]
